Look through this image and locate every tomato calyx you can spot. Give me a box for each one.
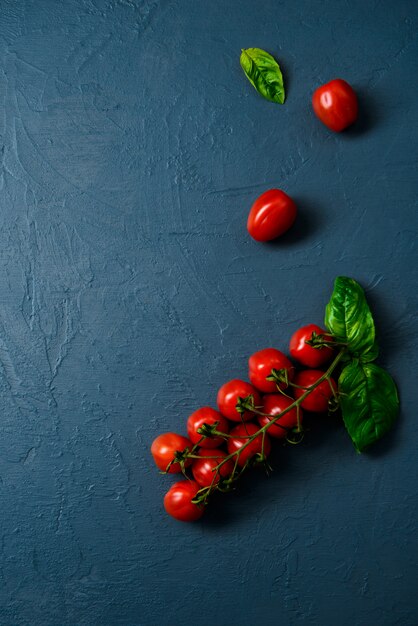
[191,470,241,504]
[164,447,191,474]
[285,427,305,445]
[196,420,227,441]
[265,367,291,387]
[328,393,340,413]
[235,393,258,414]
[253,452,273,474]
[191,475,237,505]
[304,330,335,350]
[191,488,211,506]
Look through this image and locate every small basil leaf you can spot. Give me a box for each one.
[325,276,378,361]
[240,48,285,104]
[339,361,399,452]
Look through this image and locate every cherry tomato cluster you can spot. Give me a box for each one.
[151,323,339,522]
[247,79,358,243]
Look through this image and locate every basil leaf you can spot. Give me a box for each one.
[339,361,399,452]
[240,48,285,104]
[325,276,378,361]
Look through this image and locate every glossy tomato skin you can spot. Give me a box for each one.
[187,407,229,448]
[192,448,234,487]
[247,189,297,242]
[258,394,303,438]
[227,423,271,467]
[163,480,204,522]
[289,324,334,368]
[151,433,192,473]
[249,348,294,393]
[217,379,261,422]
[293,370,336,413]
[312,79,358,132]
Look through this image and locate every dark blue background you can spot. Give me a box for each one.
[1,1,417,625]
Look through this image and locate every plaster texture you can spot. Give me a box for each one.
[0,1,417,625]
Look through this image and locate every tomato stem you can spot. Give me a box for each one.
[190,348,346,502]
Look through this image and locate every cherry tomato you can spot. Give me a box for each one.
[249,348,294,393]
[293,370,336,413]
[258,394,303,439]
[192,448,234,487]
[163,480,204,522]
[151,432,192,473]
[187,407,229,448]
[227,423,271,467]
[247,189,297,242]
[289,324,334,368]
[217,379,261,422]
[312,79,358,132]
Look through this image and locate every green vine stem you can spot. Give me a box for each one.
[188,348,346,505]
[216,349,344,466]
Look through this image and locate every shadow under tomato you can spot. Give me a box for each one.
[340,87,378,137]
[264,196,323,247]
[201,412,346,529]
[199,446,287,527]
[200,374,402,528]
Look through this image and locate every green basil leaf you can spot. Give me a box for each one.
[339,361,399,452]
[325,276,378,361]
[240,48,285,104]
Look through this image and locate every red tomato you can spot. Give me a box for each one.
[192,448,234,487]
[163,480,204,522]
[312,79,358,132]
[289,324,334,368]
[293,370,336,413]
[217,379,261,422]
[258,394,303,439]
[151,433,192,473]
[187,407,229,448]
[249,348,294,393]
[227,423,271,467]
[247,189,297,242]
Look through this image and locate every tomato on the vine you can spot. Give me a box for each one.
[247,189,297,242]
[312,79,358,132]
[289,324,334,368]
[192,448,234,488]
[258,394,303,438]
[249,347,294,393]
[151,433,192,473]
[187,407,229,448]
[227,423,271,467]
[163,480,204,522]
[293,370,336,413]
[217,379,261,422]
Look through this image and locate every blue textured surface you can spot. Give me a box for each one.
[1,1,417,625]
